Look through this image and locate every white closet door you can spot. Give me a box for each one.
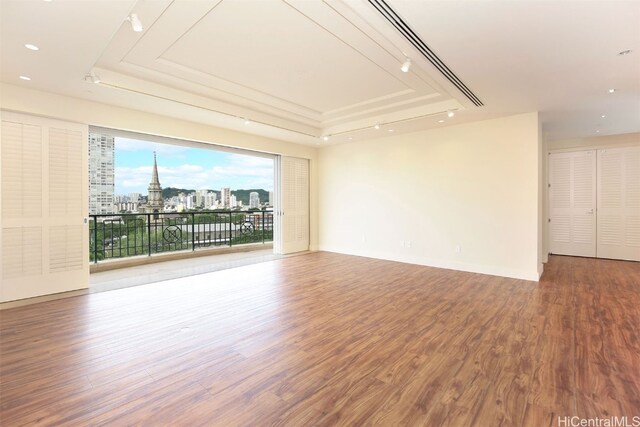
[597,147,640,261]
[549,151,597,257]
[1,112,89,302]
[277,156,309,254]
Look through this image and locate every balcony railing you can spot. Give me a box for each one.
[89,210,273,263]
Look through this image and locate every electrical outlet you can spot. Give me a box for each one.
[406,240,411,248]
[455,245,461,253]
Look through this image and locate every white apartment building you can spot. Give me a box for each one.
[88,133,115,215]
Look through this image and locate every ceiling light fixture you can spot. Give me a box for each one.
[608,88,616,93]
[438,119,445,123]
[244,118,250,125]
[601,115,606,118]
[401,58,411,73]
[447,110,455,118]
[388,129,394,132]
[618,49,632,56]
[322,135,329,141]
[83,73,101,84]
[19,75,31,81]
[374,123,380,130]
[596,130,601,133]
[25,44,39,51]
[127,13,144,32]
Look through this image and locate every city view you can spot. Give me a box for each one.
[88,133,275,262]
[89,134,274,215]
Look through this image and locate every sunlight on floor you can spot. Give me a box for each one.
[90,249,280,293]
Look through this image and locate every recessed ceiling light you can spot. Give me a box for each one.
[447,111,455,118]
[601,115,606,118]
[388,129,394,132]
[618,49,632,56]
[19,75,31,81]
[374,124,380,130]
[596,130,601,133]
[127,14,144,32]
[348,137,353,140]
[401,58,411,73]
[322,135,329,141]
[438,119,445,123]
[25,44,39,51]
[43,0,52,2]
[244,118,250,125]
[608,88,616,93]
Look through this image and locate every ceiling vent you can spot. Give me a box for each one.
[369,0,484,107]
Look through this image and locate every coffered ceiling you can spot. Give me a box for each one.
[1,0,639,146]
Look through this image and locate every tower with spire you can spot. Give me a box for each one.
[146,152,163,216]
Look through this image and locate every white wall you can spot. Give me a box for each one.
[318,112,542,281]
[0,83,319,250]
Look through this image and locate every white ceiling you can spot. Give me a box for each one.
[1,0,639,146]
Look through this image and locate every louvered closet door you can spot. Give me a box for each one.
[597,147,640,261]
[549,151,597,257]
[0,112,88,302]
[278,156,309,254]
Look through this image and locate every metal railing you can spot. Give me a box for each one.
[89,210,273,263]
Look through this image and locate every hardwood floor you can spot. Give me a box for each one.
[1,252,638,426]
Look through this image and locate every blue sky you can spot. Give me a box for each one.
[115,137,274,195]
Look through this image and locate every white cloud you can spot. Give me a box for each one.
[115,156,274,193]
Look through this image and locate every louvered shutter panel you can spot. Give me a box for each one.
[279,156,309,254]
[549,151,597,257]
[597,147,640,261]
[1,112,88,302]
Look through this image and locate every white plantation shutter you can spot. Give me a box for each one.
[277,156,309,254]
[0,112,88,302]
[549,151,597,257]
[2,122,42,219]
[2,227,43,280]
[49,128,84,217]
[597,147,640,261]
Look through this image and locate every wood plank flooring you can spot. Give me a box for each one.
[1,252,639,426]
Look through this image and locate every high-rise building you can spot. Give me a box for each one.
[221,187,230,208]
[128,192,141,203]
[204,192,216,209]
[268,191,274,207]
[186,194,195,209]
[88,133,115,214]
[229,194,237,208]
[249,192,260,209]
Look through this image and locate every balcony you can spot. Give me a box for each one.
[89,210,274,270]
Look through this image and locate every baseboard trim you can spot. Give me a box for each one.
[0,288,89,310]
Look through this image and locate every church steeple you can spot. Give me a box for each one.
[151,151,160,186]
[147,152,163,215]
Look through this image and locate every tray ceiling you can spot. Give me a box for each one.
[93,0,463,141]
